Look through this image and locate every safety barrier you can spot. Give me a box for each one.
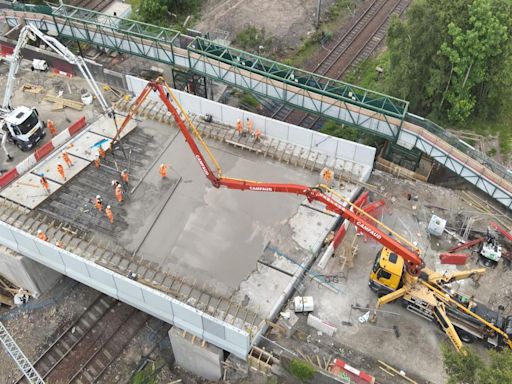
[0,116,86,188]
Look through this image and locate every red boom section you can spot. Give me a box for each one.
[119,79,425,275]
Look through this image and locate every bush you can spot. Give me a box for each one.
[287,359,316,382]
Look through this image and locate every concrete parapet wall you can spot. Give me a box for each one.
[125,75,376,172]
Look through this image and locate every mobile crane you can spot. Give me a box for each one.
[117,77,512,352]
[0,24,110,159]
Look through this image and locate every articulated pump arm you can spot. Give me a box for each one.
[118,78,425,275]
[3,25,110,113]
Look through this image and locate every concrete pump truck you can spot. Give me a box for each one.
[117,77,512,352]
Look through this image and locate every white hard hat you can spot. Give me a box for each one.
[237,118,241,122]
[37,229,42,233]
[107,205,111,209]
[58,162,62,165]
[96,195,101,199]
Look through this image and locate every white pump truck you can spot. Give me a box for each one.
[0,24,110,160]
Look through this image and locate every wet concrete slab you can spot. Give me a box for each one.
[117,121,320,297]
[89,115,137,139]
[1,172,61,209]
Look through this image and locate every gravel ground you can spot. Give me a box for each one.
[195,0,336,51]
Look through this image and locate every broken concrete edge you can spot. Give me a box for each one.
[0,116,87,189]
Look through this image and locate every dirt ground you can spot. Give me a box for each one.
[195,0,336,50]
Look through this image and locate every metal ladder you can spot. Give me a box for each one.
[0,321,45,384]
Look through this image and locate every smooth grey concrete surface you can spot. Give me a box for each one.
[0,245,61,295]
[119,120,319,297]
[169,326,224,381]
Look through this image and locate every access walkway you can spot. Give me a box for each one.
[1,3,510,208]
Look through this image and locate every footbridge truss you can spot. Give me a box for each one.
[1,3,511,209]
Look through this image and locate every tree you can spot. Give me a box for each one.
[387,0,512,124]
[442,345,512,384]
[139,0,169,25]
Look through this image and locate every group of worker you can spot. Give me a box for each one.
[36,229,64,249]
[235,118,261,141]
[38,142,170,229]
[39,150,74,194]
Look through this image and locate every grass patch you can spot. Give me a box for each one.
[128,0,202,30]
[233,26,272,52]
[240,92,261,109]
[343,50,391,93]
[280,0,357,67]
[287,359,316,382]
[462,104,512,154]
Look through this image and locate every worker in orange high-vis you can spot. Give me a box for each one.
[55,240,64,248]
[121,169,129,184]
[62,151,73,168]
[37,229,48,241]
[98,145,106,159]
[47,120,57,136]
[95,195,103,212]
[40,174,50,194]
[94,155,101,169]
[105,205,114,224]
[57,163,66,181]
[160,163,167,178]
[246,118,254,136]
[236,119,243,135]
[254,129,262,142]
[112,180,121,190]
[115,184,123,203]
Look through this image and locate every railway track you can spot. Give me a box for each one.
[14,294,148,384]
[271,0,411,130]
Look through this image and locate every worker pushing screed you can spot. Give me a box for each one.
[105,205,114,224]
[115,184,123,203]
[160,163,168,178]
[95,195,103,212]
[61,151,73,168]
[121,169,129,184]
[39,174,50,194]
[57,162,66,181]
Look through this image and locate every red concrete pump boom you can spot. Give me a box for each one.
[117,78,425,275]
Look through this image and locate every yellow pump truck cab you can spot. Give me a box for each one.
[369,247,404,293]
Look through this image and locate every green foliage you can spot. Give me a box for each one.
[233,26,272,52]
[287,359,316,382]
[240,92,260,109]
[138,0,168,25]
[136,0,202,27]
[442,345,512,384]
[321,120,359,142]
[321,120,384,148]
[387,0,512,124]
[326,0,354,21]
[130,362,159,384]
[344,51,390,93]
